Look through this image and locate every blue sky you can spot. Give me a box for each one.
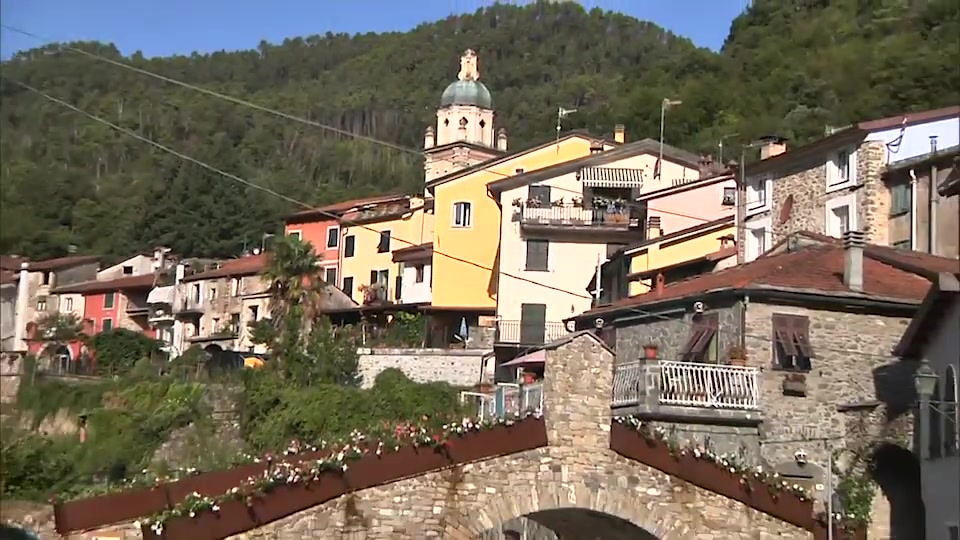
[1,1,750,60]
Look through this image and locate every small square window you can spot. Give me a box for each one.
[103,292,115,309]
[453,202,472,228]
[288,230,302,240]
[377,231,391,253]
[101,318,113,332]
[326,227,339,249]
[344,235,356,257]
[324,267,338,285]
[415,264,425,283]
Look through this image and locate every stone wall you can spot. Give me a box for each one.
[232,334,810,539]
[0,355,22,403]
[357,347,488,388]
[614,304,740,364]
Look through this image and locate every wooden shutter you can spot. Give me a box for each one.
[519,303,547,344]
[369,270,378,286]
[525,239,549,271]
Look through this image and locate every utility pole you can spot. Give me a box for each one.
[658,98,682,179]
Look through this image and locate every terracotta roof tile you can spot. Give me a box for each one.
[285,194,408,223]
[12,254,101,272]
[181,254,267,282]
[580,237,940,318]
[54,273,158,294]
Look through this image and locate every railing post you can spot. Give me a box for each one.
[645,360,661,411]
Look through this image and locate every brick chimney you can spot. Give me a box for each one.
[589,139,605,154]
[647,216,662,239]
[760,137,788,160]
[842,230,866,292]
[614,124,626,144]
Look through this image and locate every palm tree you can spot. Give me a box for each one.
[262,234,327,332]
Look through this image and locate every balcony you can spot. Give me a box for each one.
[612,360,760,419]
[460,382,543,422]
[126,300,149,317]
[495,320,569,345]
[174,297,204,315]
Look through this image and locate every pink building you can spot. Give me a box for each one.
[639,172,736,238]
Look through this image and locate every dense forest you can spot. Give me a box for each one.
[1,0,957,260]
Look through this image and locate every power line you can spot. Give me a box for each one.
[5,78,911,362]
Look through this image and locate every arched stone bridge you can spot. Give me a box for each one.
[222,334,809,540]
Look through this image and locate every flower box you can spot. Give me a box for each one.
[610,421,814,530]
[139,417,548,540]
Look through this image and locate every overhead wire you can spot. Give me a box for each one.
[4,77,916,362]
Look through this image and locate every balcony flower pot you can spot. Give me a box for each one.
[781,373,807,397]
[642,344,658,360]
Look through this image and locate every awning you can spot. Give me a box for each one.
[147,285,175,304]
[499,349,546,368]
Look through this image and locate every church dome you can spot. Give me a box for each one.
[440,80,493,109]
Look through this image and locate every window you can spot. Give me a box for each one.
[326,226,339,249]
[746,175,771,215]
[746,219,770,261]
[344,235,356,258]
[452,201,473,228]
[889,183,911,216]
[342,276,354,295]
[324,266,338,286]
[377,231,391,253]
[528,185,551,206]
[519,303,547,344]
[826,193,857,239]
[103,292,115,309]
[827,147,856,192]
[42,272,51,286]
[288,230,302,240]
[36,298,47,312]
[248,305,259,322]
[680,313,719,363]
[525,239,549,271]
[192,284,201,303]
[122,265,134,275]
[209,287,218,300]
[722,186,736,206]
[370,269,389,286]
[101,318,113,332]
[414,264,425,283]
[772,314,815,371]
[394,275,402,301]
[64,297,74,312]
[231,277,242,296]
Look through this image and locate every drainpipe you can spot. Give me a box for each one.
[739,295,749,349]
[929,136,939,255]
[909,169,918,250]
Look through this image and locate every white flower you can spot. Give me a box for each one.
[212,504,220,512]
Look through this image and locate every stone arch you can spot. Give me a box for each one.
[441,476,678,540]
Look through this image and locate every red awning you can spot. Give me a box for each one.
[499,350,546,368]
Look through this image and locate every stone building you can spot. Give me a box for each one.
[882,144,960,258]
[738,106,959,262]
[569,230,959,539]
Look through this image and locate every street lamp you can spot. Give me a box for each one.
[658,98,683,179]
[914,360,939,400]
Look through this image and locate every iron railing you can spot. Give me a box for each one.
[496,320,568,345]
[460,382,544,421]
[519,206,631,227]
[613,360,759,410]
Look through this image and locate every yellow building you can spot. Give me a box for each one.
[595,216,737,304]
[338,196,434,305]
[423,50,618,310]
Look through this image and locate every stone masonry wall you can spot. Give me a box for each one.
[766,140,889,246]
[357,348,487,388]
[614,304,740,365]
[233,334,810,539]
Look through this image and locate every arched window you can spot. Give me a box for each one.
[943,365,958,456]
[929,379,943,459]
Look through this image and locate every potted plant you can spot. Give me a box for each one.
[727,346,748,366]
[551,198,565,207]
[511,197,523,208]
[782,373,807,396]
[642,344,658,360]
[526,198,542,208]
[571,196,583,207]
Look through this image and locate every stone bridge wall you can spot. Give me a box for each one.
[232,334,810,540]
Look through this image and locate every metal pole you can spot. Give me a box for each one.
[826,439,833,540]
[658,100,666,178]
[736,147,746,265]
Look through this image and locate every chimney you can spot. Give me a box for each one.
[760,137,788,160]
[647,216,662,239]
[496,128,508,151]
[842,230,866,292]
[424,126,435,150]
[614,124,626,144]
[655,273,665,296]
[930,135,938,154]
[698,154,716,176]
[589,139,604,154]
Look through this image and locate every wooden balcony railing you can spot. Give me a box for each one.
[612,360,760,410]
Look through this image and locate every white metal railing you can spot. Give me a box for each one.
[520,206,630,227]
[611,360,759,410]
[659,361,759,410]
[460,382,544,421]
[612,361,646,407]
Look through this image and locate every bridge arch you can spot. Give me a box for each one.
[445,474,673,539]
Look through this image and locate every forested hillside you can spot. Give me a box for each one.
[1,0,957,260]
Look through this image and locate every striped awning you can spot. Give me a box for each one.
[578,167,644,188]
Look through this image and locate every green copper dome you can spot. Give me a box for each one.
[440,80,493,109]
